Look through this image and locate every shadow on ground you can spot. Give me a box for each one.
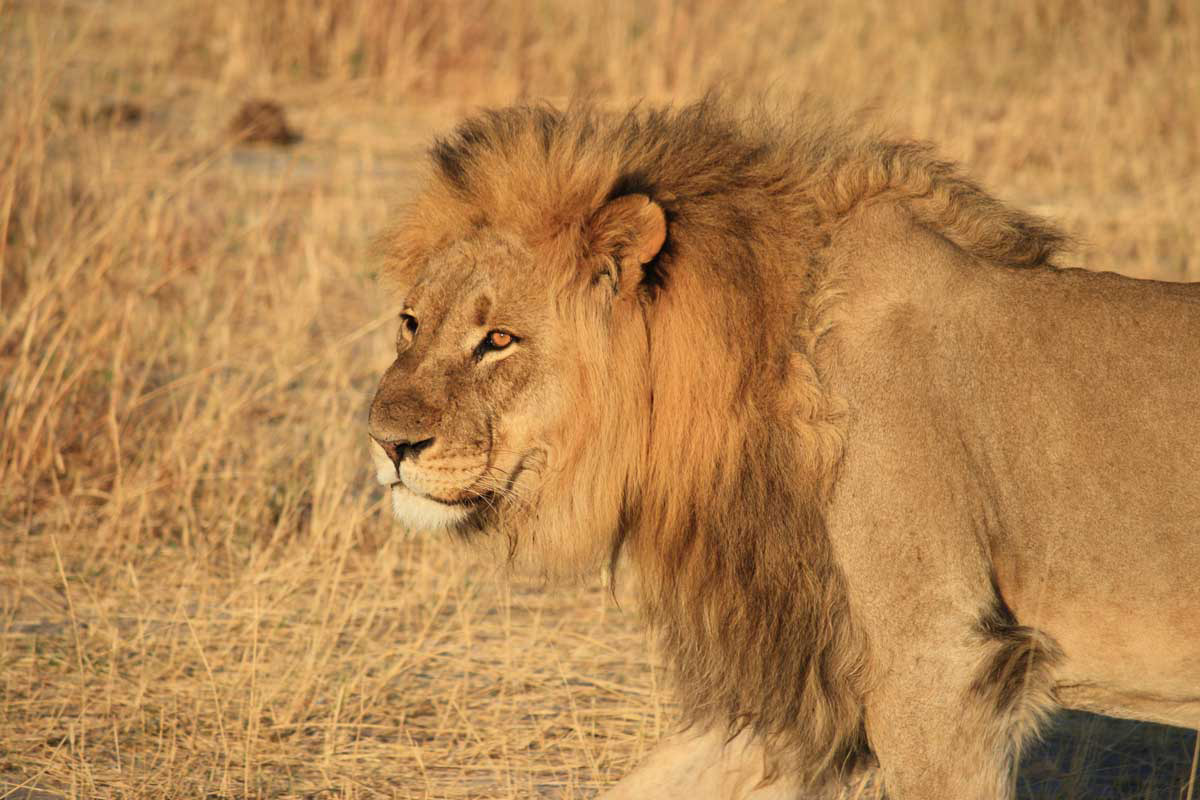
[1018,710,1197,799]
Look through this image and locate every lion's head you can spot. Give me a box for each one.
[369,101,842,581]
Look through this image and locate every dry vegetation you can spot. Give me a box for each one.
[1,0,1197,797]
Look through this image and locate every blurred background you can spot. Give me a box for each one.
[1,1,1197,797]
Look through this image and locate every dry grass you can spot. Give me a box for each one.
[1,0,1197,797]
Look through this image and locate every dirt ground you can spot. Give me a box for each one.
[1,1,1198,798]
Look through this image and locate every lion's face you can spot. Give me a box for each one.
[368,196,665,573]
[369,231,560,531]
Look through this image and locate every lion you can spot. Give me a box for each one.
[367,99,1200,799]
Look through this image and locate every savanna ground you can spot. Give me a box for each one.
[1,1,1198,797]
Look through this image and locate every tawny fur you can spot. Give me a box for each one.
[370,99,1200,799]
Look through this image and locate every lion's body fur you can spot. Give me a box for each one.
[372,99,1200,799]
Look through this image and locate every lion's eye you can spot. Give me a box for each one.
[473,329,519,361]
[475,330,518,361]
[399,313,418,337]
[397,313,419,351]
[485,330,513,349]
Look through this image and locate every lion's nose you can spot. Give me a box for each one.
[372,435,435,470]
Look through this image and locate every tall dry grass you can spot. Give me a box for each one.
[1,0,1197,797]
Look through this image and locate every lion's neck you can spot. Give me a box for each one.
[626,424,869,785]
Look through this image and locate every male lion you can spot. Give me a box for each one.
[368,100,1200,799]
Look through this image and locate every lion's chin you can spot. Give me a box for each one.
[389,484,474,531]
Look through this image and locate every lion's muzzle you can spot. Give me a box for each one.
[368,435,492,530]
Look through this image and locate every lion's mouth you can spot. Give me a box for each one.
[388,481,492,508]
[385,480,497,531]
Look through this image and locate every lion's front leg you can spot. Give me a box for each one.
[596,727,817,800]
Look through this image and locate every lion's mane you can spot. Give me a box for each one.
[379,99,1067,785]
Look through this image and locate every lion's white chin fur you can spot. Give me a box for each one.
[389,483,470,530]
[370,439,471,530]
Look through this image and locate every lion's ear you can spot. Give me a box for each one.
[587,194,666,295]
